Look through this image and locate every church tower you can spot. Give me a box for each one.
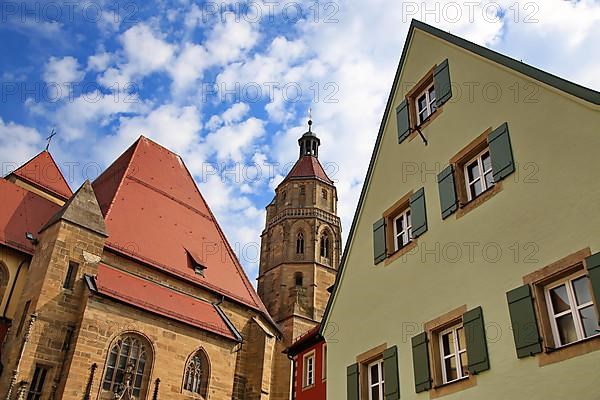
[258,118,341,400]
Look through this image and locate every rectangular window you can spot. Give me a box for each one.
[63,261,78,289]
[303,351,315,387]
[464,149,494,201]
[439,324,469,384]
[545,273,599,347]
[392,209,412,251]
[27,365,49,400]
[415,83,437,125]
[367,359,385,400]
[16,300,31,336]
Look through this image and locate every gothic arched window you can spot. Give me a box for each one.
[296,232,305,254]
[183,349,210,397]
[102,333,152,398]
[320,232,330,259]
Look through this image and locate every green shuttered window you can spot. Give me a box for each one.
[506,285,543,358]
[585,252,600,316]
[383,346,400,400]
[463,307,490,374]
[411,332,431,393]
[347,363,359,400]
[487,122,515,182]
[373,218,387,264]
[409,188,427,238]
[437,165,458,219]
[433,59,452,107]
[397,100,410,144]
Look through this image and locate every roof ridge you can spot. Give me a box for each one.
[95,137,144,220]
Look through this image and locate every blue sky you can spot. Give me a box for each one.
[1,0,599,284]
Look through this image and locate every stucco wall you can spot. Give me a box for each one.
[325,28,600,399]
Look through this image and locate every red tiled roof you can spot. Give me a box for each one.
[282,156,333,185]
[94,264,236,340]
[0,179,60,254]
[92,136,266,311]
[10,151,73,200]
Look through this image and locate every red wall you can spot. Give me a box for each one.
[293,339,326,400]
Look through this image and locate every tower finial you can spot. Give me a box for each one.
[308,107,312,132]
[45,127,57,151]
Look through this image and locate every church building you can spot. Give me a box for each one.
[0,136,282,399]
[257,119,341,400]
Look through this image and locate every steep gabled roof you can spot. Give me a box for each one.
[0,179,60,254]
[92,136,269,314]
[281,155,334,185]
[9,150,73,200]
[320,19,600,335]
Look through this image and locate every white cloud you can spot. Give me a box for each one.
[0,119,43,174]
[205,117,265,162]
[43,56,85,99]
[168,43,209,95]
[87,52,113,72]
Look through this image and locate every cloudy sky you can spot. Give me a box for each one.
[1,0,599,283]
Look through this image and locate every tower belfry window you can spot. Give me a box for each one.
[296,232,305,254]
[320,232,330,259]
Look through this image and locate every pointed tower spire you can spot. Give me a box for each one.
[298,109,320,158]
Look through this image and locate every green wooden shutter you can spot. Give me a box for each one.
[585,252,600,316]
[433,59,452,106]
[373,218,387,264]
[488,122,515,182]
[463,307,490,374]
[437,166,458,219]
[506,285,543,358]
[347,363,359,400]
[396,100,411,143]
[383,346,400,400]
[409,188,427,238]
[411,332,431,393]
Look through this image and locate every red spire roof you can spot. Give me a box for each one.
[92,136,267,312]
[282,155,333,185]
[10,150,73,200]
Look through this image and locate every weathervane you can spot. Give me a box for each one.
[45,128,57,151]
[308,107,313,132]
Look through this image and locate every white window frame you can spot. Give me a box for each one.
[415,83,437,125]
[303,351,315,388]
[464,148,494,201]
[544,272,599,347]
[367,359,385,400]
[392,209,412,251]
[439,324,468,384]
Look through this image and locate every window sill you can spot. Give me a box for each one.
[301,383,315,391]
[429,375,476,399]
[408,108,443,142]
[455,182,502,220]
[539,334,600,367]
[384,240,417,266]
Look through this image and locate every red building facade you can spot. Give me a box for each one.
[288,325,327,400]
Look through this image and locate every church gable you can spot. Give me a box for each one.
[92,136,266,311]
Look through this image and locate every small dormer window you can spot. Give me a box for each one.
[186,249,207,277]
